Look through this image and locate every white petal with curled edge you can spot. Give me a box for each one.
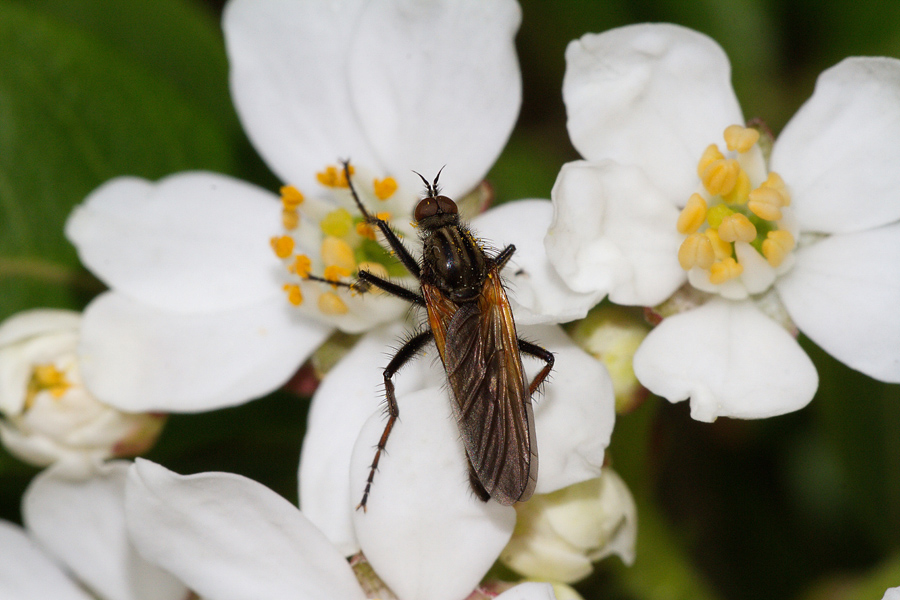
[126,460,366,600]
[496,582,557,600]
[563,23,743,199]
[299,322,441,556]
[633,299,818,421]
[79,291,332,412]
[0,520,94,600]
[771,57,900,234]
[65,172,282,312]
[525,324,615,494]
[0,309,80,346]
[223,0,378,192]
[776,223,900,382]
[351,387,516,600]
[547,160,685,306]
[472,200,601,325]
[22,462,187,600]
[348,0,522,199]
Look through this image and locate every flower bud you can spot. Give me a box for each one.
[568,305,649,413]
[500,468,637,583]
[0,309,165,475]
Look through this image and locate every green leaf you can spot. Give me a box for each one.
[0,1,236,320]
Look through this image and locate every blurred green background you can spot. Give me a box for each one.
[2,1,899,599]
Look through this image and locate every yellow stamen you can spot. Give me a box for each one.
[282,209,299,230]
[316,164,354,188]
[356,222,376,240]
[748,186,785,221]
[723,125,760,153]
[706,204,734,229]
[697,144,725,178]
[709,257,743,284]
[375,211,392,222]
[321,236,357,272]
[318,292,349,315]
[282,284,303,306]
[280,185,304,209]
[373,177,398,200]
[323,265,351,283]
[705,228,733,260]
[676,194,708,234]
[678,233,715,270]
[717,213,757,243]
[761,172,791,206]
[721,167,751,204]
[761,230,795,267]
[30,364,71,398]
[701,158,740,196]
[320,208,353,237]
[270,235,295,259]
[291,254,312,278]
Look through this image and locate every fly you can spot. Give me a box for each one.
[333,161,554,510]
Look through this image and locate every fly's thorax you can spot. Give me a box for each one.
[422,224,488,302]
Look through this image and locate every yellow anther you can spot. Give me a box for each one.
[761,172,791,206]
[323,265,351,283]
[320,208,353,237]
[761,230,796,267]
[709,257,743,284]
[280,185,304,209]
[316,164,354,188]
[677,194,708,234]
[375,211,392,222]
[321,236,357,272]
[748,186,785,221]
[705,228,733,260]
[282,284,303,306]
[701,159,740,196]
[706,204,734,229]
[373,177,398,200]
[282,209,299,231]
[291,254,312,278]
[356,222,376,240]
[30,364,71,398]
[677,233,715,270]
[721,167,751,204]
[318,292,349,315]
[717,213,757,243]
[697,144,725,178]
[723,125,760,153]
[270,235,295,259]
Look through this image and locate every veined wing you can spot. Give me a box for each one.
[442,272,537,505]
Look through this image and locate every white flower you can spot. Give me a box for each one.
[884,587,900,600]
[0,461,187,600]
[499,467,637,584]
[124,459,559,600]
[64,0,524,413]
[547,23,900,421]
[0,310,164,475]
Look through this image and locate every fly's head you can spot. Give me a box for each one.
[412,168,459,232]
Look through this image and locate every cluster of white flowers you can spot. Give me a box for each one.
[3,1,900,600]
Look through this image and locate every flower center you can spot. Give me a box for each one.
[675,125,797,300]
[269,163,409,317]
[25,363,71,410]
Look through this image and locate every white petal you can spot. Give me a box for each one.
[547,160,685,306]
[79,292,332,412]
[0,520,93,600]
[351,387,516,600]
[348,0,522,198]
[65,173,282,312]
[633,299,818,421]
[22,462,187,600]
[299,322,439,556]
[884,587,900,600]
[472,200,600,324]
[776,223,900,382]
[125,460,366,600]
[772,57,900,233]
[525,324,615,493]
[0,309,80,346]
[496,582,557,600]
[563,24,743,198]
[223,0,378,192]
[734,241,776,295]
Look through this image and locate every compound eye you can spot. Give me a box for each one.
[435,196,458,215]
[414,198,438,222]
